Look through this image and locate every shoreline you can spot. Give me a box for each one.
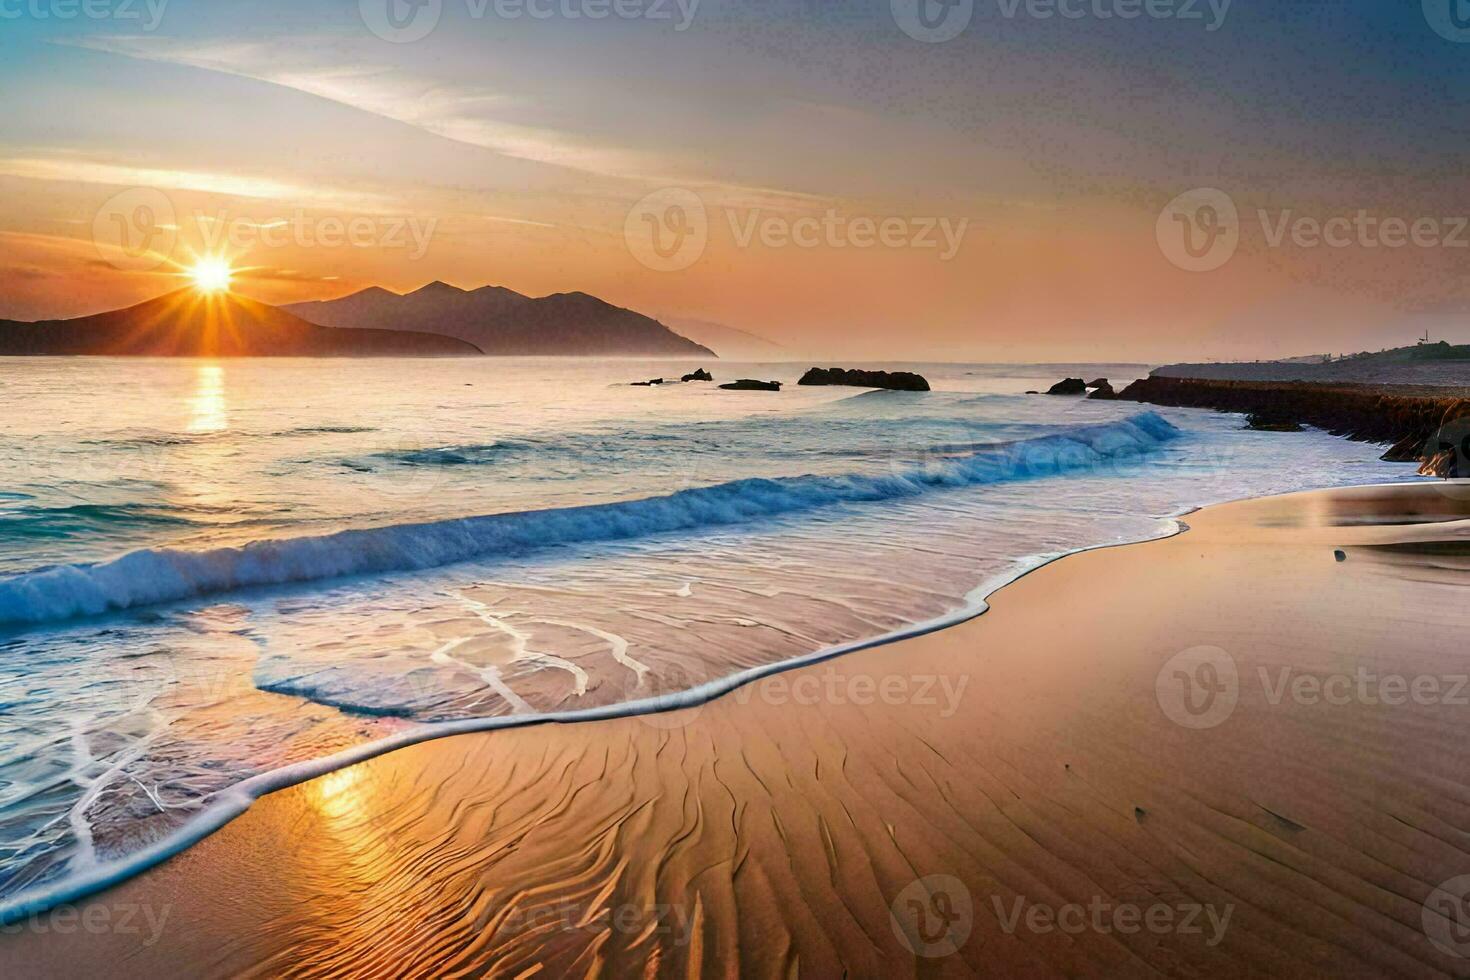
[3,481,1468,975]
[0,494,1193,926]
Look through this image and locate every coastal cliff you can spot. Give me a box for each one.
[1117,376,1470,476]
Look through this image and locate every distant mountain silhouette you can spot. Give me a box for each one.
[665,317,788,361]
[284,282,715,357]
[0,290,481,357]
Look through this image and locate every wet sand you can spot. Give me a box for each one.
[4,483,1470,978]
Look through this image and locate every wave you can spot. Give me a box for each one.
[0,503,209,537]
[363,432,684,469]
[369,439,539,467]
[271,425,379,438]
[81,431,222,448]
[0,413,1180,629]
[82,425,378,447]
[0,501,1199,928]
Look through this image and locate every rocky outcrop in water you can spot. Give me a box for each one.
[1118,376,1470,476]
[797,368,930,392]
[1047,378,1087,395]
[1088,381,1117,400]
[631,368,713,386]
[720,379,781,391]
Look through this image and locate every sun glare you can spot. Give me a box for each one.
[189,258,234,293]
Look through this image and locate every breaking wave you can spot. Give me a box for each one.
[0,413,1179,629]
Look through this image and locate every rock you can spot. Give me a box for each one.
[635,369,712,385]
[1046,378,1087,395]
[1246,413,1304,432]
[1088,381,1117,400]
[1116,375,1470,474]
[1025,390,1040,395]
[1381,433,1426,462]
[720,379,781,391]
[1086,378,1109,388]
[797,367,930,392]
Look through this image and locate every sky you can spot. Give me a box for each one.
[3,0,1470,361]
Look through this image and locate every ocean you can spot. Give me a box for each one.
[0,357,1421,917]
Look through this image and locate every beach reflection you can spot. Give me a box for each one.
[188,363,227,433]
[164,362,243,520]
[312,764,370,826]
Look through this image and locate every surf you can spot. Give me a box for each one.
[0,413,1180,629]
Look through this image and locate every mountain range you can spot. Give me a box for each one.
[664,317,788,361]
[284,282,714,357]
[0,290,479,357]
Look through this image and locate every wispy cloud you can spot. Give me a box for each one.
[57,34,831,211]
[0,148,432,219]
[60,35,668,182]
[0,155,321,202]
[472,213,559,229]
[236,267,341,284]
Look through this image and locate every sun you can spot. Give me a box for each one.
[189,258,234,293]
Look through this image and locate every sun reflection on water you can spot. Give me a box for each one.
[188,363,228,433]
[313,764,370,824]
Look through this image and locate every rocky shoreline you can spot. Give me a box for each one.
[1116,375,1470,476]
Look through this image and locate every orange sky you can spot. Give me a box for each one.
[3,3,1468,362]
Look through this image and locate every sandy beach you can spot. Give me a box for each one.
[9,2,1470,975]
[4,481,1469,978]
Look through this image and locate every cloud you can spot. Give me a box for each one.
[56,34,830,210]
[60,35,667,182]
[471,213,559,229]
[0,229,96,252]
[0,155,322,202]
[236,267,342,283]
[0,150,422,218]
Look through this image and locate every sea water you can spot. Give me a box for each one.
[0,357,1421,915]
